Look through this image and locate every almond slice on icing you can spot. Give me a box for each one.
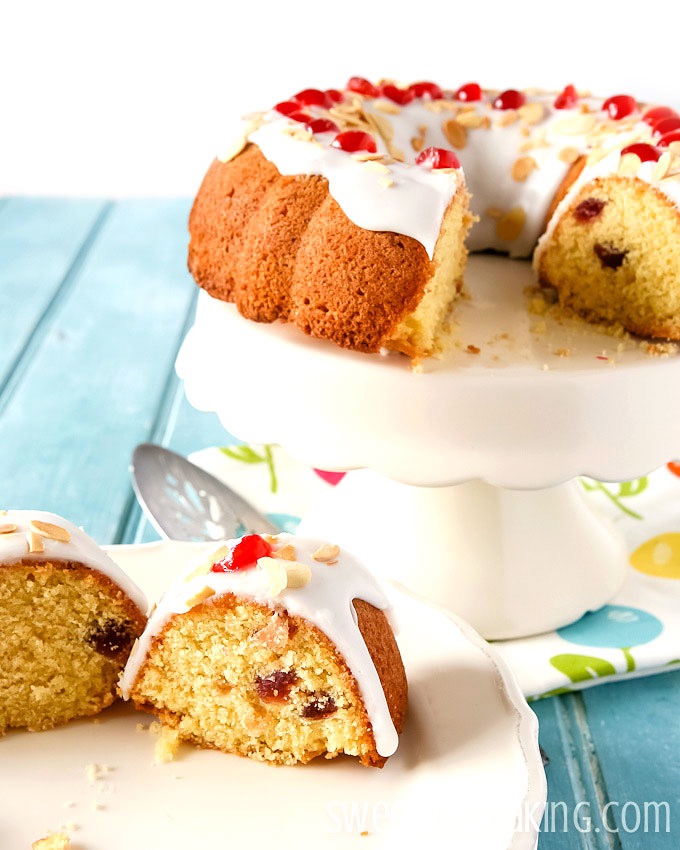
[518,102,545,125]
[617,152,641,177]
[511,156,538,182]
[312,543,341,562]
[27,531,45,554]
[273,543,297,561]
[284,561,312,588]
[0,523,17,534]
[30,520,71,543]
[496,207,527,242]
[257,557,289,596]
[559,146,581,164]
[185,545,230,581]
[442,118,467,149]
[455,111,491,130]
[553,113,597,135]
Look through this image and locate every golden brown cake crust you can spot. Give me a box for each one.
[188,145,433,353]
[130,592,407,767]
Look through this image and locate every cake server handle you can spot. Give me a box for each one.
[130,443,279,542]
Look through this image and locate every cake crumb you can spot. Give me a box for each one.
[466,344,481,354]
[154,726,181,763]
[84,763,113,783]
[554,348,571,357]
[32,833,70,850]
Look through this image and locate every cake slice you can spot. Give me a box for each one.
[0,510,147,733]
[122,534,407,767]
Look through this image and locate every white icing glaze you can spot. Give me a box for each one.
[121,534,399,758]
[249,116,461,259]
[0,509,147,613]
[232,86,680,260]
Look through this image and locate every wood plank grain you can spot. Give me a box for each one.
[0,198,195,544]
[0,197,108,389]
[580,673,680,848]
[534,695,615,849]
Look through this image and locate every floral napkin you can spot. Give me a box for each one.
[191,443,680,699]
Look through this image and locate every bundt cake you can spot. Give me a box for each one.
[188,78,680,356]
[121,533,407,767]
[0,510,147,733]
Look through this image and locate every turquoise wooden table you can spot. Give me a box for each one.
[1,197,679,848]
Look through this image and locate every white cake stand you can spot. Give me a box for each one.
[176,255,680,639]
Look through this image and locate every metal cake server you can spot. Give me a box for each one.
[131,443,278,541]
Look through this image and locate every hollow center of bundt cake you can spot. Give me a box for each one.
[0,561,140,732]
[130,597,378,766]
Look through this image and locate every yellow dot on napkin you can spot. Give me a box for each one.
[630,533,680,579]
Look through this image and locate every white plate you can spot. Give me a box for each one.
[3,542,545,850]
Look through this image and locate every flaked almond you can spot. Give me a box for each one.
[185,585,216,608]
[511,156,538,182]
[257,557,288,596]
[553,113,597,135]
[374,99,401,115]
[365,111,394,142]
[30,519,71,543]
[0,523,17,534]
[496,207,527,242]
[351,151,385,162]
[496,109,519,127]
[617,152,641,177]
[378,175,395,188]
[518,102,545,125]
[652,151,673,181]
[559,146,581,164]
[361,159,390,174]
[312,543,341,562]
[669,141,680,155]
[455,111,491,129]
[218,134,247,164]
[27,531,45,554]
[387,146,405,163]
[442,118,467,149]
[285,561,312,588]
[410,125,427,153]
[273,543,297,561]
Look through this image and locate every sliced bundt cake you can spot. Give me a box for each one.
[0,510,147,733]
[122,534,407,767]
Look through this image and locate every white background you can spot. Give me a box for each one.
[3,0,680,196]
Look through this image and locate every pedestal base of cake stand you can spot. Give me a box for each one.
[176,254,680,639]
[296,472,626,640]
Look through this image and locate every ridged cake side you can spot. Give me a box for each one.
[188,145,467,354]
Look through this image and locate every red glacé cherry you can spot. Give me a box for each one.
[212,534,273,573]
[325,89,344,104]
[493,89,526,110]
[658,130,680,148]
[331,131,377,153]
[410,81,443,100]
[286,110,312,123]
[652,116,680,138]
[643,106,678,129]
[416,147,461,170]
[347,76,379,98]
[620,143,662,163]
[293,88,329,107]
[381,83,416,105]
[602,94,637,120]
[305,118,339,134]
[454,82,482,102]
[554,84,578,109]
[274,100,302,116]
